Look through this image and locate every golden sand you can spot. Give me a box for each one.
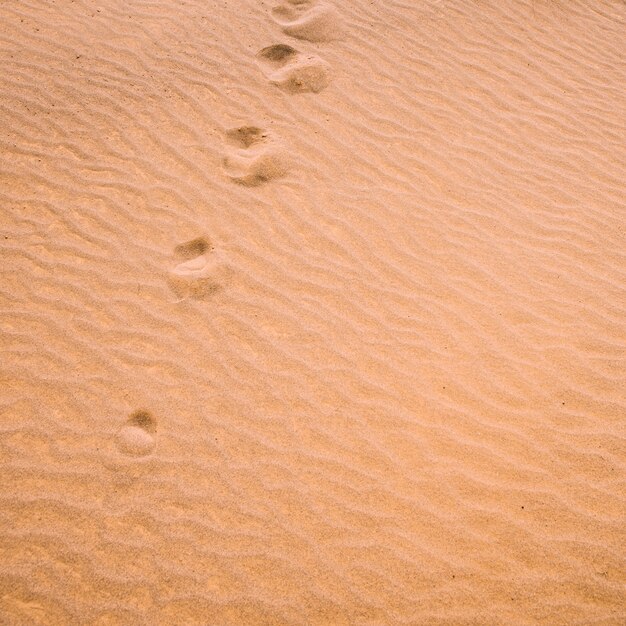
[1,0,625,624]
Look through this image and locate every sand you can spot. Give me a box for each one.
[1,0,625,624]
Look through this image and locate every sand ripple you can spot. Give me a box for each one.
[1,0,625,624]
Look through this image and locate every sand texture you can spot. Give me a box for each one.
[1,0,625,624]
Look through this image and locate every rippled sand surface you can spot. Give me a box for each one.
[1,1,625,624]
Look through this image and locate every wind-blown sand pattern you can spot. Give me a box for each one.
[1,0,625,624]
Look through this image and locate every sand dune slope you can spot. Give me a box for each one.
[1,0,625,624]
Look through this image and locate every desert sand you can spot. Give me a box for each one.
[1,0,625,624]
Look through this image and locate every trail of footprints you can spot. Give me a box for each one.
[173,1,342,305]
[117,3,343,457]
[221,0,342,186]
[262,0,341,92]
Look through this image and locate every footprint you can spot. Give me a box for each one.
[222,126,289,186]
[167,237,227,300]
[257,44,331,94]
[271,0,343,42]
[116,410,157,457]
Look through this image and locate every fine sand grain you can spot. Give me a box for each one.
[1,0,625,624]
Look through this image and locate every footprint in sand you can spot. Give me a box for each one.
[222,126,289,186]
[167,237,228,300]
[257,44,331,94]
[116,410,157,457]
[271,0,343,42]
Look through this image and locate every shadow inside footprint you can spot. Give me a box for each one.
[223,126,289,186]
[168,237,224,300]
[258,44,331,94]
[116,410,157,457]
[271,0,343,42]
[175,237,210,258]
[259,43,299,65]
[226,126,266,149]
